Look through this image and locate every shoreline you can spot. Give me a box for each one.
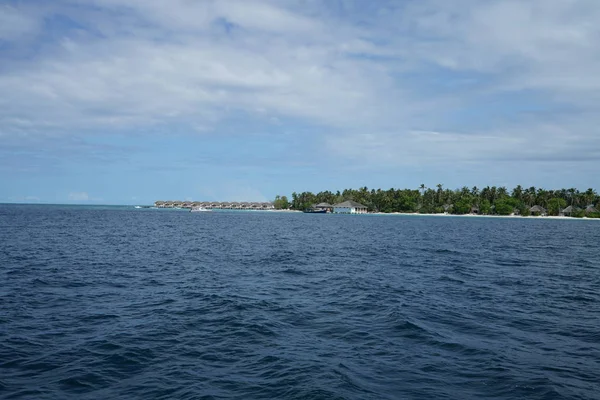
[3,203,597,220]
[366,212,600,220]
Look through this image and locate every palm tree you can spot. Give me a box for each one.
[418,184,426,209]
[436,184,443,206]
[481,186,491,203]
[525,187,536,206]
[526,186,541,206]
[536,188,549,208]
[419,184,426,201]
[498,186,508,198]
[511,185,523,202]
[567,188,577,206]
[585,188,596,206]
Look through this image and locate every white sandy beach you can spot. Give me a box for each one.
[368,212,600,221]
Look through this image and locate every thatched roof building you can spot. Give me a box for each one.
[530,205,547,215]
[561,205,580,216]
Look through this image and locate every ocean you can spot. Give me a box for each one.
[1,204,599,399]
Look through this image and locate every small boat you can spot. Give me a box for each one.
[190,206,211,212]
[303,208,328,214]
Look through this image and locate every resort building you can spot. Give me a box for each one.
[314,202,334,212]
[153,200,275,210]
[585,205,598,214]
[154,200,275,210]
[530,205,547,216]
[561,205,580,216]
[333,200,368,214]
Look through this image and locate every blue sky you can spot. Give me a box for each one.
[1,0,599,204]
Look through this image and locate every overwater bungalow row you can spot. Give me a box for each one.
[153,201,275,210]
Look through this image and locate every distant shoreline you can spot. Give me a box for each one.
[289,209,599,220]
[366,212,600,220]
[2,203,598,220]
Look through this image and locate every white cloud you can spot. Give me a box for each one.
[0,0,410,134]
[68,192,89,201]
[76,0,319,34]
[0,0,599,182]
[329,110,600,165]
[6,195,41,203]
[396,0,600,94]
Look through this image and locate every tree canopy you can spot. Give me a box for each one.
[273,195,290,210]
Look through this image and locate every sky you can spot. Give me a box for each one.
[1,0,599,204]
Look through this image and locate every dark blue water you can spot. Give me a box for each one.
[1,205,599,399]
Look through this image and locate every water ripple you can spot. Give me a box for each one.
[1,205,599,399]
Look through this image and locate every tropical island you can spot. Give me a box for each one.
[273,185,600,218]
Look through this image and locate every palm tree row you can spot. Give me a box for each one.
[283,185,599,217]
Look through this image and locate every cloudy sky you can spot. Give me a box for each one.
[1,0,599,204]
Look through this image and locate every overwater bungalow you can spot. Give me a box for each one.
[263,202,275,209]
[153,200,275,210]
[333,200,368,214]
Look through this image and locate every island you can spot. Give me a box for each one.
[272,185,600,218]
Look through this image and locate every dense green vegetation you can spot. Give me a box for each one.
[275,185,600,217]
[273,195,290,210]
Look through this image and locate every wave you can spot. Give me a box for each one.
[2,206,599,399]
